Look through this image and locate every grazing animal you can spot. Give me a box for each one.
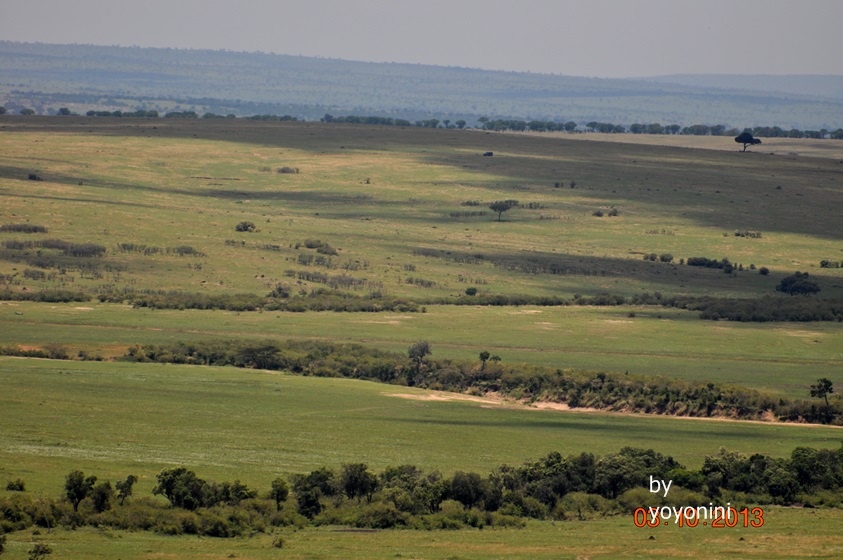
[483,151,494,157]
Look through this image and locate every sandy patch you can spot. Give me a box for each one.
[386,391,841,427]
[74,306,94,310]
[388,391,507,406]
[510,309,542,315]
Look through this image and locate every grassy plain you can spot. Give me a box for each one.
[3,508,843,560]
[1,118,842,301]
[1,118,843,557]
[1,358,842,559]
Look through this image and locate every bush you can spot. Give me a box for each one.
[235,221,256,232]
[277,166,299,174]
[6,478,26,491]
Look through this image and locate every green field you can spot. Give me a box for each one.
[2,509,843,560]
[1,118,843,558]
[1,358,842,559]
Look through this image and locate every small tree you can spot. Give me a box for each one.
[90,481,114,513]
[340,463,379,502]
[65,470,97,512]
[810,378,834,422]
[479,351,490,371]
[735,131,762,152]
[270,477,289,511]
[408,341,432,384]
[115,474,137,505]
[488,200,518,221]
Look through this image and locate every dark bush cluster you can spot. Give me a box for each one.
[1,238,105,257]
[0,223,48,233]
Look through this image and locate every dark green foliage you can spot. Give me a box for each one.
[151,467,256,511]
[270,478,289,511]
[340,463,378,502]
[152,467,206,510]
[777,271,821,296]
[0,289,91,303]
[90,481,114,513]
[115,475,137,505]
[64,470,97,512]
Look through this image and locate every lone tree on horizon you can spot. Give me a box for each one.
[735,131,762,152]
[489,199,518,221]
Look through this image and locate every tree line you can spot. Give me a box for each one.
[9,107,841,139]
[115,338,840,425]
[2,445,842,542]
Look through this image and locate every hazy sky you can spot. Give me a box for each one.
[2,0,841,77]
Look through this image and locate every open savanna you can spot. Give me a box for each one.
[1,357,842,559]
[1,117,842,301]
[1,118,842,557]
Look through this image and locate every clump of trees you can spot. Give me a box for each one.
[776,272,821,296]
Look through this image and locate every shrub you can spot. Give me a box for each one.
[6,478,26,491]
[759,267,770,276]
[592,210,604,217]
[277,166,299,174]
[235,221,256,232]
[465,287,478,296]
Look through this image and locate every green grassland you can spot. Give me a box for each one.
[2,118,842,301]
[3,509,843,560]
[1,118,843,557]
[0,358,842,559]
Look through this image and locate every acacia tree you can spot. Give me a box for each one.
[735,131,762,152]
[489,200,518,221]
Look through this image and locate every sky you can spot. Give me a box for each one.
[2,0,841,78]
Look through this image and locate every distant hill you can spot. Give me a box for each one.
[1,41,841,129]
[641,74,843,101]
